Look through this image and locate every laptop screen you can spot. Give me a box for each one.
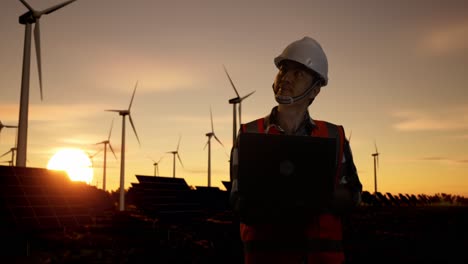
[236,133,337,223]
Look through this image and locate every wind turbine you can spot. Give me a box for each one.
[1,147,17,167]
[150,156,164,176]
[95,119,117,191]
[223,65,255,145]
[372,141,380,194]
[0,121,18,144]
[167,136,183,178]
[15,0,77,167]
[105,82,141,211]
[204,107,225,187]
[86,149,101,168]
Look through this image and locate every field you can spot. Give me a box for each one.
[4,204,468,264]
[2,167,467,263]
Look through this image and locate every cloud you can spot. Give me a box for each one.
[419,19,468,56]
[88,49,208,93]
[420,156,468,165]
[391,106,468,132]
[0,103,112,122]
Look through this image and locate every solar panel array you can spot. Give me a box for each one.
[0,165,111,234]
[128,175,203,221]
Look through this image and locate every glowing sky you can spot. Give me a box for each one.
[1,0,467,196]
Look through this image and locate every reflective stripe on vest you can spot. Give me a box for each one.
[240,117,345,263]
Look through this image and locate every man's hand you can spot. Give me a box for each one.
[329,184,358,214]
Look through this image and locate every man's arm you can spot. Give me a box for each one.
[229,134,240,212]
[330,139,363,213]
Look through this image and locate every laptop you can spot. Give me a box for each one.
[236,133,337,223]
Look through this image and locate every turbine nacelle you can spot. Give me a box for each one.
[106,109,130,116]
[229,97,241,104]
[19,11,40,24]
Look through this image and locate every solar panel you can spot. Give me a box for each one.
[222,181,231,192]
[0,165,112,234]
[193,186,229,211]
[386,192,400,206]
[128,175,203,221]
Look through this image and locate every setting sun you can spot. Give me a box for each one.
[47,148,94,184]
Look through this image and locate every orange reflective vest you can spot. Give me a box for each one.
[239,118,346,264]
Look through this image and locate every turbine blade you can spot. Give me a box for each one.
[41,0,76,15]
[374,140,378,153]
[203,140,208,150]
[90,149,102,158]
[105,109,122,113]
[19,0,34,12]
[147,154,155,163]
[348,130,352,142]
[223,65,240,97]
[108,143,117,160]
[240,91,255,101]
[128,115,141,146]
[34,21,43,101]
[157,155,165,163]
[210,106,214,133]
[213,134,224,148]
[176,153,184,168]
[128,81,138,110]
[176,135,181,151]
[108,118,114,140]
[0,150,11,159]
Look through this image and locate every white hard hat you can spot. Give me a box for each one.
[274,36,329,86]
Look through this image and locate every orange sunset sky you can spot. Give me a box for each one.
[1,0,467,196]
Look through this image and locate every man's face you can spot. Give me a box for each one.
[273,60,318,100]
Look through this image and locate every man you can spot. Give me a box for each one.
[230,36,362,264]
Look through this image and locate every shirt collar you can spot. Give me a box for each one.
[265,106,316,135]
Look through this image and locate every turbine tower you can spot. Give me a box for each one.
[106,82,141,211]
[16,0,77,167]
[167,136,183,178]
[204,107,225,187]
[223,65,255,145]
[95,119,117,191]
[0,121,18,144]
[372,141,380,194]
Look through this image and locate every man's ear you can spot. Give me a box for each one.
[307,86,321,106]
[310,86,321,98]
